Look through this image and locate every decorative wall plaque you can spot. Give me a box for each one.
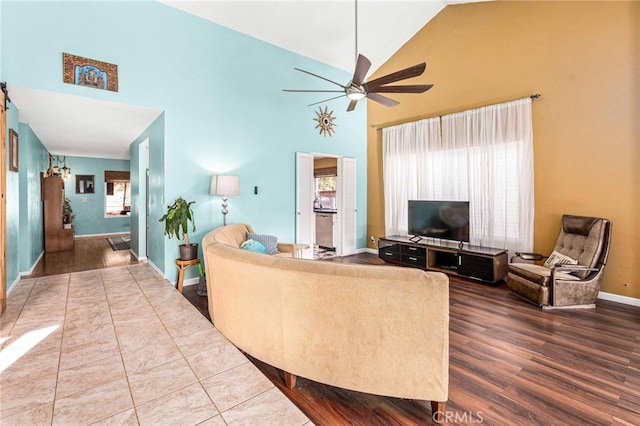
[63,53,118,92]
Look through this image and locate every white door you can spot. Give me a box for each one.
[295,152,314,258]
[338,157,357,256]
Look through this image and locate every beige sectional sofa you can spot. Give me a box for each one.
[201,224,450,416]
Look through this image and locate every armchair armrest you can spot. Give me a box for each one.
[511,252,547,263]
[552,264,598,280]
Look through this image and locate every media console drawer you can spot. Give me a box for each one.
[401,253,426,268]
[378,240,402,262]
[379,248,401,262]
[401,245,426,258]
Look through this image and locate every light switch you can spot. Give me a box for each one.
[82,197,87,203]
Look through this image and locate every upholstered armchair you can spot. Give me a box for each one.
[507,215,612,309]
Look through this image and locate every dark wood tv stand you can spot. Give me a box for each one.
[378,235,508,284]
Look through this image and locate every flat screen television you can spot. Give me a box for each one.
[408,200,470,243]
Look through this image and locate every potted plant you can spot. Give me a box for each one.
[159,197,198,260]
[63,197,75,229]
[197,263,207,296]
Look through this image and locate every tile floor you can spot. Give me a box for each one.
[0,263,311,425]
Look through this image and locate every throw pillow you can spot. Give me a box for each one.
[543,250,578,268]
[246,232,279,255]
[240,239,267,254]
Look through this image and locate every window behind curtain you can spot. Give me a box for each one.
[383,98,533,255]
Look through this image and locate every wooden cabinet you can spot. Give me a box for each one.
[43,177,74,252]
[379,236,508,284]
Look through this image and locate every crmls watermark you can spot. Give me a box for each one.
[433,410,484,424]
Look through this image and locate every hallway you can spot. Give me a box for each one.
[25,235,138,277]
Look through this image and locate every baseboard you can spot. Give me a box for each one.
[598,291,640,307]
[20,251,44,277]
[183,277,199,287]
[129,248,147,261]
[76,232,131,239]
[364,247,378,255]
[6,275,21,297]
[146,260,165,279]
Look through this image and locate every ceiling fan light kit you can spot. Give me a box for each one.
[346,88,366,101]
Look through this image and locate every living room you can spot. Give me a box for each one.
[1,0,638,424]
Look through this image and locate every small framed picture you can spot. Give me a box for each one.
[76,174,95,194]
[9,129,18,172]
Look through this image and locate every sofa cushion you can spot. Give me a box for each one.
[203,223,254,248]
[247,232,279,255]
[240,239,267,254]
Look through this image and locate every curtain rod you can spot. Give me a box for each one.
[375,93,541,131]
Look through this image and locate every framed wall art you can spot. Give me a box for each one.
[76,175,95,194]
[63,53,118,92]
[9,129,18,172]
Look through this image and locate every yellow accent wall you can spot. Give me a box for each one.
[366,1,639,298]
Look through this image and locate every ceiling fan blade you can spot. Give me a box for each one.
[283,89,345,93]
[366,92,400,108]
[369,84,433,94]
[294,68,348,89]
[347,99,359,112]
[352,54,371,86]
[308,94,347,107]
[364,63,426,91]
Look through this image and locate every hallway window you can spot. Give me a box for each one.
[105,170,131,217]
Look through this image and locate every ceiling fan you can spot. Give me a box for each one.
[284,55,433,112]
[283,0,433,112]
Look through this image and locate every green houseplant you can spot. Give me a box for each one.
[63,197,75,229]
[159,197,198,260]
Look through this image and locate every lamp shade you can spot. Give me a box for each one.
[210,175,239,196]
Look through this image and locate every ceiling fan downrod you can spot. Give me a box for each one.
[282,0,433,111]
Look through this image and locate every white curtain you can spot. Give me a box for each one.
[382,98,534,254]
[382,117,440,236]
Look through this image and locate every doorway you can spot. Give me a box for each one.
[295,152,357,259]
[137,138,149,260]
[1,90,6,314]
[314,159,338,259]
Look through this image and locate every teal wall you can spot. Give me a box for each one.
[129,114,165,272]
[2,1,367,282]
[18,124,48,274]
[62,156,131,236]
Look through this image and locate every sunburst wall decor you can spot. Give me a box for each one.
[313,106,337,137]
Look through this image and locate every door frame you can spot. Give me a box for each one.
[1,90,6,314]
[296,151,356,259]
[137,138,149,260]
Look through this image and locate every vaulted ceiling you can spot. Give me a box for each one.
[10,1,481,159]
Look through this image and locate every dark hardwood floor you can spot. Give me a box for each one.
[184,253,640,426]
[25,235,138,277]
[27,240,640,425]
